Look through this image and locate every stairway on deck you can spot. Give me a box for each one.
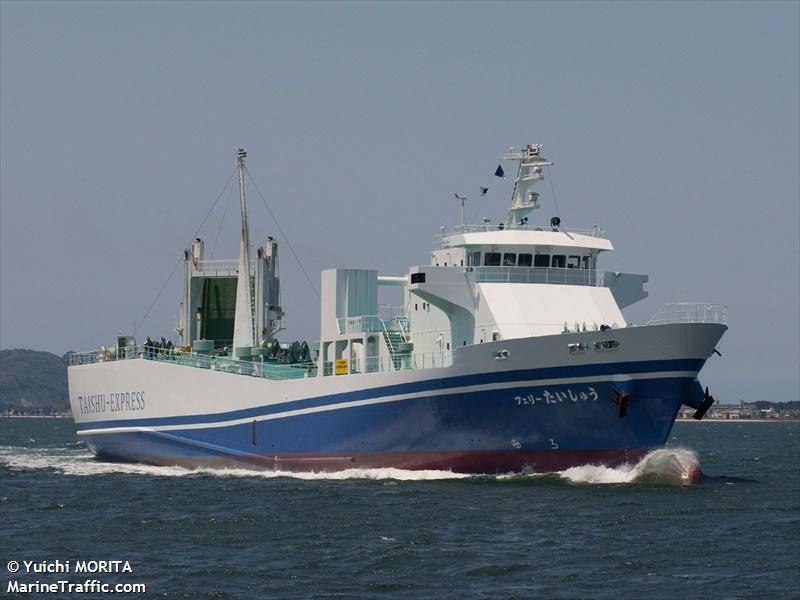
[383,330,411,370]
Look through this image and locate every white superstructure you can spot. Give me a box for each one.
[317,144,649,378]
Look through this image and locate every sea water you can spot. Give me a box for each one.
[1,419,798,599]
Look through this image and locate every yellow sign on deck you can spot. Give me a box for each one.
[335,359,349,375]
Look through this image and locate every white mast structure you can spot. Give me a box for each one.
[504,144,553,228]
[232,148,256,352]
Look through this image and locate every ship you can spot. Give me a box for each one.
[68,145,727,473]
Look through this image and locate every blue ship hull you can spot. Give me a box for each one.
[75,357,708,474]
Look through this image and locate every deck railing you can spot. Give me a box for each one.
[646,303,728,326]
[336,315,383,334]
[378,304,405,321]
[68,345,315,379]
[69,344,454,379]
[435,224,607,248]
[326,350,454,375]
[194,259,256,272]
[336,312,410,336]
[474,266,600,286]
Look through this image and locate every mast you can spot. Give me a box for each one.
[503,144,553,228]
[232,148,256,351]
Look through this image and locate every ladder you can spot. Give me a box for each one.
[382,319,412,371]
[249,277,258,345]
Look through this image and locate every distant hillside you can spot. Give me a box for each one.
[0,349,69,413]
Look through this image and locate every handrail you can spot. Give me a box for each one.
[70,343,453,377]
[336,313,411,335]
[646,303,728,326]
[356,351,453,374]
[194,258,258,272]
[69,344,316,379]
[438,223,607,237]
[394,315,411,343]
[377,304,405,321]
[381,319,397,359]
[474,266,600,286]
[336,315,384,334]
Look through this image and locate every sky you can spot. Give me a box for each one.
[1,1,798,402]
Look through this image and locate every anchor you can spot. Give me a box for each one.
[693,387,715,420]
[608,384,630,418]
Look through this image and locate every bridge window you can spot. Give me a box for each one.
[567,255,581,269]
[467,251,481,266]
[552,255,566,268]
[518,253,532,267]
[534,254,550,267]
[484,252,501,266]
[583,255,593,270]
[503,253,516,266]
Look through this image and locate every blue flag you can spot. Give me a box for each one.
[494,164,504,178]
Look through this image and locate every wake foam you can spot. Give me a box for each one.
[240,467,472,481]
[557,448,702,485]
[0,447,470,480]
[0,446,701,484]
[0,447,193,478]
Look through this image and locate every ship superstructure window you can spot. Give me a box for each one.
[467,251,481,266]
[595,340,620,351]
[503,253,516,266]
[567,256,581,269]
[583,255,593,270]
[552,255,566,268]
[518,253,532,267]
[484,252,501,266]
[534,254,550,268]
